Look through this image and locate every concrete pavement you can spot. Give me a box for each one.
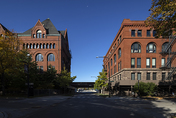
[107,96,176,118]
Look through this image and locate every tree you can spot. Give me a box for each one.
[145,0,176,37]
[134,82,157,96]
[0,31,22,95]
[54,67,76,89]
[94,69,108,90]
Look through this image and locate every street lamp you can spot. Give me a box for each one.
[96,56,111,98]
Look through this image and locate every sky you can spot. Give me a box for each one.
[0,0,152,82]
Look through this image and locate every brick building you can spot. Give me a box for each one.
[0,18,71,73]
[103,19,176,94]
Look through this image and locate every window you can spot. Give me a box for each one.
[131,30,135,37]
[37,30,42,38]
[33,44,36,49]
[137,30,142,37]
[114,65,116,74]
[146,58,150,68]
[162,42,169,52]
[111,69,112,76]
[36,44,39,49]
[119,36,121,42]
[43,44,45,49]
[53,43,55,49]
[153,30,156,37]
[52,66,55,69]
[43,34,45,38]
[36,54,43,61]
[33,34,35,38]
[162,72,165,80]
[146,73,150,80]
[137,73,141,80]
[26,44,29,49]
[147,30,151,37]
[50,44,52,49]
[118,48,121,58]
[47,53,55,61]
[131,58,135,68]
[111,59,112,66]
[153,73,156,80]
[40,66,43,72]
[131,42,141,53]
[161,58,165,67]
[118,61,121,71]
[114,54,116,63]
[23,44,26,49]
[137,58,141,68]
[131,73,135,80]
[146,43,156,53]
[40,43,42,49]
[152,58,156,68]
[30,44,32,49]
[46,43,49,49]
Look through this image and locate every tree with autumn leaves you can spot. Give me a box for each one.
[145,0,176,37]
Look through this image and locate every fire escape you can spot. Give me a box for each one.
[160,35,176,80]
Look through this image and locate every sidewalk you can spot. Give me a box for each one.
[107,96,176,118]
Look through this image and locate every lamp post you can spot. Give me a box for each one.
[96,56,111,98]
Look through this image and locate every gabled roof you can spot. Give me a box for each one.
[20,18,59,35]
[0,23,9,32]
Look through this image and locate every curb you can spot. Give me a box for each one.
[0,111,8,118]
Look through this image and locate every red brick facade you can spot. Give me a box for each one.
[103,19,176,89]
[0,19,71,73]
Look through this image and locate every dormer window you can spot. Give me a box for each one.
[37,30,42,38]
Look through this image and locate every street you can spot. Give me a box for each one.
[0,90,175,118]
[24,93,145,118]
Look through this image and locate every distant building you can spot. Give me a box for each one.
[0,18,71,73]
[103,19,176,94]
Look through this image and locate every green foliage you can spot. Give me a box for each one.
[145,0,176,37]
[134,82,157,96]
[53,67,76,89]
[94,69,108,90]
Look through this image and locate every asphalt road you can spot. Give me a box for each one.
[24,93,145,118]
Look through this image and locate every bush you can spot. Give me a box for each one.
[134,82,157,96]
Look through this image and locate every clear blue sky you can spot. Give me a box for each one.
[0,0,152,82]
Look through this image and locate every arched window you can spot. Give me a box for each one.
[23,44,26,49]
[114,54,116,63]
[37,30,42,38]
[40,43,42,49]
[50,43,52,49]
[118,48,121,58]
[48,54,55,61]
[53,43,55,49]
[43,44,45,49]
[36,53,43,61]
[146,42,156,53]
[30,43,33,49]
[33,44,36,49]
[46,43,49,49]
[162,42,170,52]
[36,43,39,49]
[131,42,141,53]
[43,34,45,38]
[26,44,29,49]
